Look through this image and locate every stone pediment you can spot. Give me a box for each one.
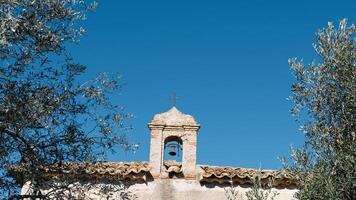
[150,107,198,126]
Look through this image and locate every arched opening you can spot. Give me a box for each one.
[163,136,183,178]
[164,136,183,162]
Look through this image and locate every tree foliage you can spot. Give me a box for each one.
[224,171,279,200]
[244,174,278,200]
[0,0,136,199]
[286,19,356,200]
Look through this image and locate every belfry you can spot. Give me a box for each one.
[148,106,200,179]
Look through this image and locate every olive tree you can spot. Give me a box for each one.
[224,171,279,200]
[0,1,136,199]
[286,19,356,200]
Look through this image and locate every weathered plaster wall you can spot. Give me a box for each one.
[21,179,297,200]
[130,179,297,200]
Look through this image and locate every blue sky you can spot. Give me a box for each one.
[69,0,355,169]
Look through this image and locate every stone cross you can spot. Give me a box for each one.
[172,93,179,107]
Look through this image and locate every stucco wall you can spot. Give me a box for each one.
[22,179,297,200]
[130,179,297,200]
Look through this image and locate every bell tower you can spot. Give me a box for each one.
[148,107,200,179]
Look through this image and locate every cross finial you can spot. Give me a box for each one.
[172,93,179,107]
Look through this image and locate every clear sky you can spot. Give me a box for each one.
[69,0,356,169]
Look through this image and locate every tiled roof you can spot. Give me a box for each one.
[199,165,297,188]
[13,162,297,188]
[68,162,150,179]
[12,162,151,182]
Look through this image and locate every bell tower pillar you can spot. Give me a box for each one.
[148,123,164,178]
[181,126,199,179]
[148,107,200,179]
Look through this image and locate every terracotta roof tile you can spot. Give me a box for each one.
[13,161,297,188]
[199,165,297,188]
[71,162,150,177]
[164,160,182,173]
[12,162,150,182]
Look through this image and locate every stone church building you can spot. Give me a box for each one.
[21,107,297,199]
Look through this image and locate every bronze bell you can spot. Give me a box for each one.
[168,144,177,156]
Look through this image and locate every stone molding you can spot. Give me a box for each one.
[150,106,199,126]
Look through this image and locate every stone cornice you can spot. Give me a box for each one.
[147,124,165,130]
[147,124,200,132]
